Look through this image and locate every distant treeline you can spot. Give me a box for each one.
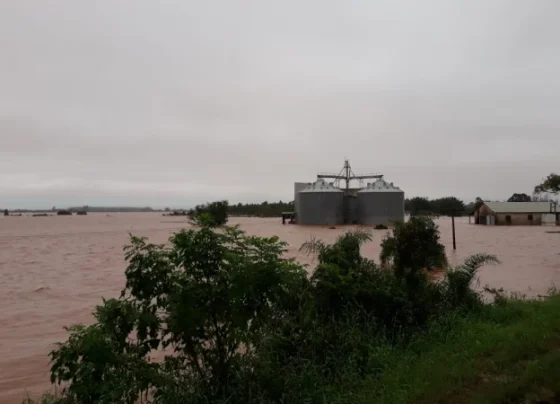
[220,197,473,218]
[405,196,471,217]
[6,197,484,218]
[228,201,294,217]
[405,193,557,217]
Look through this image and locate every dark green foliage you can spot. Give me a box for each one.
[40,216,500,404]
[49,307,159,404]
[405,196,466,216]
[187,200,229,226]
[260,222,497,402]
[47,222,307,403]
[405,197,432,216]
[473,196,484,212]
[380,216,447,275]
[301,230,386,319]
[228,200,294,217]
[444,254,500,309]
[535,173,560,194]
[33,293,560,404]
[465,196,485,215]
[374,224,388,230]
[507,193,532,202]
[429,196,465,216]
[300,229,373,272]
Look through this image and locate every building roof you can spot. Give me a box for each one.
[358,178,404,193]
[483,201,556,214]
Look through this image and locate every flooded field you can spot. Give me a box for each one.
[0,213,559,402]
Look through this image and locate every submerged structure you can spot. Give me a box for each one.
[294,160,405,226]
[475,201,558,226]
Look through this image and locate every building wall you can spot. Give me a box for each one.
[542,213,558,225]
[477,203,559,225]
[495,213,542,225]
[477,205,490,225]
[478,203,542,225]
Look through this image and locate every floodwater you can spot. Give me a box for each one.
[1,213,559,402]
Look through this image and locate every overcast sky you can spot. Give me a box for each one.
[1,1,559,209]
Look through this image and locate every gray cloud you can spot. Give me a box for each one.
[1,0,559,209]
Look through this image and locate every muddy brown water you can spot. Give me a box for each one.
[1,213,559,402]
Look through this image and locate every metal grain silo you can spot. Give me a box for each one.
[343,195,358,224]
[357,178,404,226]
[298,179,343,225]
[293,182,309,220]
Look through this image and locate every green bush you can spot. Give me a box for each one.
[405,196,466,216]
[380,216,447,276]
[253,222,497,402]
[187,200,229,226]
[445,254,500,310]
[36,216,499,404]
[46,223,307,403]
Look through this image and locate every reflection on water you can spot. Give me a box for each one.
[0,213,559,402]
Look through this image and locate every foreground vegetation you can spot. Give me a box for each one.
[28,295,560,404]
[27,212,560,404]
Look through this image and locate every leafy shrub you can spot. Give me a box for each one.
[47,223,307,403]
[374,224,388,230]
[260,221,497,402]
[300,219,496,329]
[299,227,445,332]
[187,200,229,226]
[380,216,447,276]
[38,216,498,404]
[405,196,466,216]
[445,254,500,309]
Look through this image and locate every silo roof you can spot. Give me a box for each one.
[358,178,403,193]
[300,179,343,193]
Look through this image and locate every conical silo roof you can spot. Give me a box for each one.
[358,178,403,193]
[300,179,343,193]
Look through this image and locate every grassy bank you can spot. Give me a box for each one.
[28,295,560,404]
[351,293,560,403]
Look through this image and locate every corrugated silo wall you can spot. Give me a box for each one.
[343,195,358,224]
[294,182,309,219]
[357,192,405,226]
[298,192,344,225]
